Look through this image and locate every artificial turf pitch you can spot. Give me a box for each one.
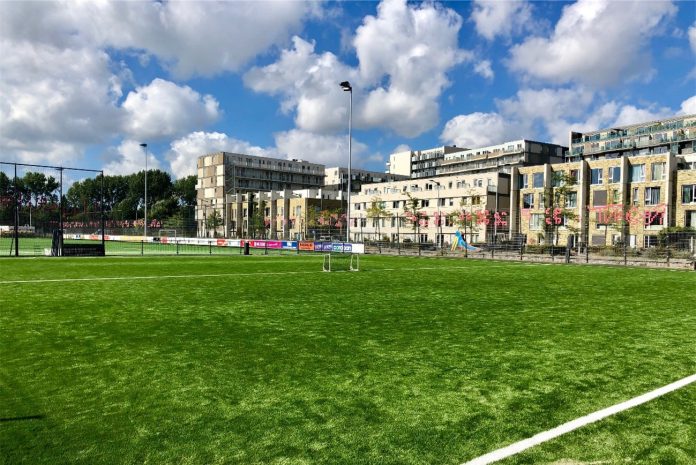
[0,255,694,465]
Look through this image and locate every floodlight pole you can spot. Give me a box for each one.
[140,143,148,240]
[340,81,352,244]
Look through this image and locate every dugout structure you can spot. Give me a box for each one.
[0,162,105,256]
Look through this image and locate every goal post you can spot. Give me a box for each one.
[159,229,177,238]
[323,253,360,272]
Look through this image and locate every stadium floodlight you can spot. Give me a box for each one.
[139,143,148,240]
[340,81,352,244]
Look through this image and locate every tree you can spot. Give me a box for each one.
[205,210,223,237]
[172,175,197,207]
[544,171,580,246]
[453,199,480,245]
[402,192,425,242]
[249,198,267,238]
[366,196,392,242]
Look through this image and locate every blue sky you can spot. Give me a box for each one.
[1,0,694,181]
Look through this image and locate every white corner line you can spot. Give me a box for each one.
[462,373,696,465]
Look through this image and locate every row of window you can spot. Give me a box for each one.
[522,163,668,188]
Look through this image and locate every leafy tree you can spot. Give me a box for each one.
[172,175,197,207]
[366,196,392,241]
[402,192,424,242]
[544,171,580,246]
[249,198,267,238]
[205,210,223,237]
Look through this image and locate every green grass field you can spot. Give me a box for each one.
[1,255,695,465]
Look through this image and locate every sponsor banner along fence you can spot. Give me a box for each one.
[63,234,365,254]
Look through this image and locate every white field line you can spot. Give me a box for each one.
[462,373,696,465]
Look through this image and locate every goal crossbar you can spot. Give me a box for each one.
[323,253,359,272]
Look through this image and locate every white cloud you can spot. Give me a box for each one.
[104,140,161,176]
[0,39,123,165]
[508,0,677,86]
[121,79,220,141]
[355,0,470,136]
[167,131,276,179]
[244,37,355,133]
[680,95,696,115]
[274,129,368,168]
[689,23,696,54]
[470,0,535,41]
[441,86,682,148]
[474,60,494,80]
[0,1,315,79]
[245,0,470,138]
[392,144,411,153]
[440,112,522,148]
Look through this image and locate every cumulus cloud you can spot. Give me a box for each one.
[104,139,162,176]
[441,112,522,148]
[441,86,683,148]
[474,60,494,80]
[680,96,696,115]
[167,131,277,179]
[508,0,677,86]
[245,0,470,138]
[470,0,535,41]
[122,79,220,141]
[274,129,368,167]
[0,39,123,165]
[0,1,314,79]
[689,23,696,54]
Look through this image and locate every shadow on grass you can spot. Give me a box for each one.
[0,414,45,423]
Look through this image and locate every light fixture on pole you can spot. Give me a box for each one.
[340,80,352,243]
[139,143,148,240]
[428,179,441,248]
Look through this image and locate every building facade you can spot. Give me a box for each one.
[350,172,511,245]
[513,114,696,247]
[323,167,408,192]
[196,152,326,237]
[386,146,461,178]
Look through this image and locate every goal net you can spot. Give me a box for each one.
[323,253,360,272]
[159,229,177,238]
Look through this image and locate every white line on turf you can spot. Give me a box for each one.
[461,373,696,465]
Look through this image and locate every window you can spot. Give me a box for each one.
[392,201,399,208]
[593,190,607,207]
[685,211,696,227]
[520,174,529,188]
[682,184,696,204]
[608,166,621,183]
[610,189,620,205]
[438,198,446,207]
[644,236,659,248]
[565,192,577,208]
[522,193,534,209]
[630,164,645,182]
[538,192,546,208]
[551,172,564,187]
[354,203,361,210]
[533,173,544,188]
[651,162,666,181]
[569,170,579,184]
[472,196,481,205]
[590,168,603,185]
[645,187,660,206]
[632,187,639,206]
[529,214,544,230]
[421,199,430,207]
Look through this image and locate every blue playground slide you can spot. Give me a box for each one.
[453,230,478,251]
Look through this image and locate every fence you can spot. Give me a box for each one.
[362,231,696,270]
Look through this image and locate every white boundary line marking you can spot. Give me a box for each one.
[462,373,696,465]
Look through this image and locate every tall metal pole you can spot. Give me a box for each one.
[140,143,148,240]
[340,81,352,244]
[100,170,105,253]
[13,163,18,256]
[59,168,63,254]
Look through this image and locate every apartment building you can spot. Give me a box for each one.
[196,152,325,237]
[220,189,343,240]
[323,167,408,192]
[438,140,565,176]
[514,114,696,247]
[350,172,510,245]
[386,146,461,178]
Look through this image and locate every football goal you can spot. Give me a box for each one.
[159,229,177,238]
[323,253,360,272]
